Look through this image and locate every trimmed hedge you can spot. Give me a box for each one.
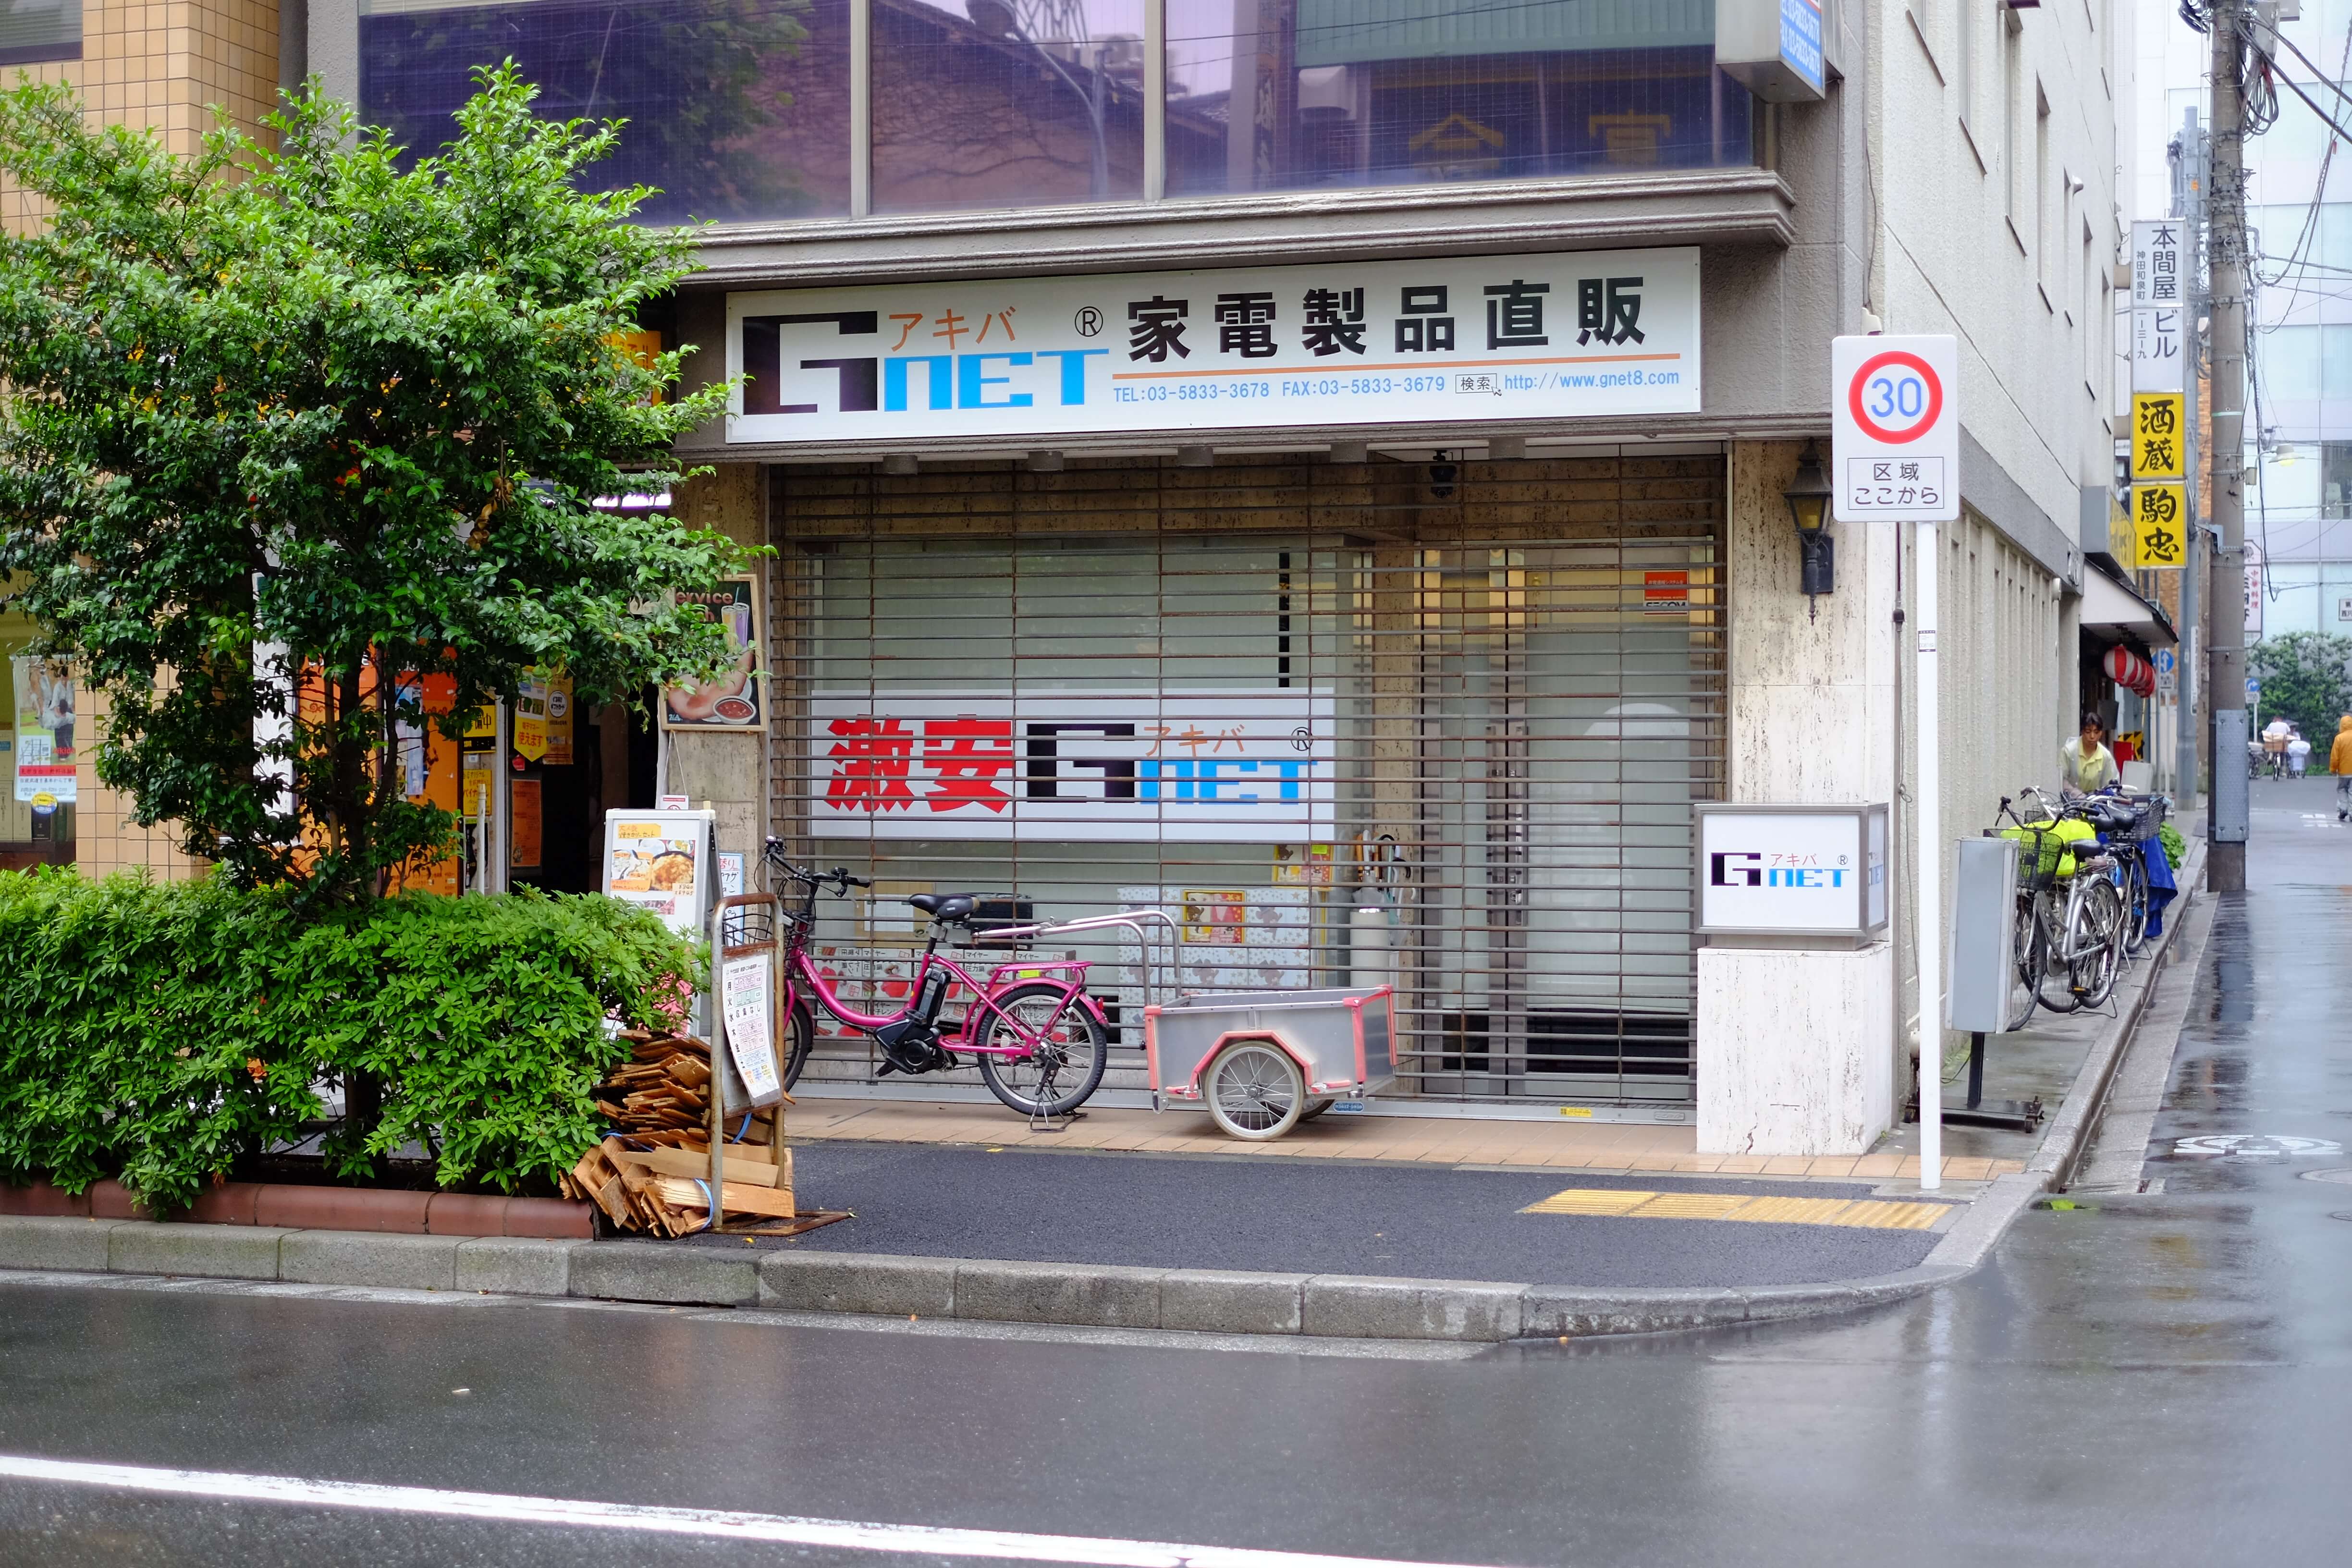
[0,870,699,1210]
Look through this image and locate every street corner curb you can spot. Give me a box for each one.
[1301,1274,1527,1342]
[569,1240,760,1307]
[108,1222,290,1282]
[0,1215,130,1272]
[952,1258,1167,1329]
[1923,1172,2050,1272]
[279,1231,463,1292]
[1519,1264,1971,1338]
[757,1250,956,1318]
[455,1237,582,1297]
[1159,1269,1307,1335]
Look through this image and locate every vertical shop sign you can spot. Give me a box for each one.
[545,674,575,765]
[2132,483,2189,569]
[514,672,551,762]
[11,656,75,807]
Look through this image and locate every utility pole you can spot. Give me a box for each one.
[2208,0,2252,890]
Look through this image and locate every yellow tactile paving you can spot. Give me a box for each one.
[1520,1188,1654,1215]
[1518,1187,1961,1231]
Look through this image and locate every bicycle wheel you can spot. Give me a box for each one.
[2005,894,2045,1030]
[1203,1039,1306,1141]
[2067,878,2124,1007]
[973,982,1110,1117]
[2034,891,2082,1013]
[2120,854,2151,955]
[781,1002,815,1090]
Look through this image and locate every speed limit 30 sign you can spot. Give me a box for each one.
[1830,334,1960,521]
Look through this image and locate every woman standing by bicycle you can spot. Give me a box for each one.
[2059,711,2119,793]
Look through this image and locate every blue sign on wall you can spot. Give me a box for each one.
[1780,0,1825,93]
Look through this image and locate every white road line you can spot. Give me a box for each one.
[0,1454,1507,1568]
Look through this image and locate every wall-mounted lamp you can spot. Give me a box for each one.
[882,453,918,476]
[1027,450,1066,473]
[1176,444,1214,467]
[1783,438,1835,620]
[1428,451,1458,499]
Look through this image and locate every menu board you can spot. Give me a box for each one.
[602,810,711,935]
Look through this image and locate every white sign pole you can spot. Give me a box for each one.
[1915,520,1942,1193]
[1832,333,1959,1193]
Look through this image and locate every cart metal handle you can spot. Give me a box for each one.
[976,908,1184,1009]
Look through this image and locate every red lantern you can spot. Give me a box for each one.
[2103,646,2143,689]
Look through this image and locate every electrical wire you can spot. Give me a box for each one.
[2246,41,2352,148]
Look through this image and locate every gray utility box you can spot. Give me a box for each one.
[1946,836,2021,1033]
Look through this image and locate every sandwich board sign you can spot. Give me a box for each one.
[1831,335,1961,522]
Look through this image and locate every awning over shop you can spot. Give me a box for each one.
[2079,564,2177,649]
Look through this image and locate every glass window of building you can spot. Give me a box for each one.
[0,0,79,64]
[871,0,1148,212]
[1163,0,1753,196]
[360,0,853,225]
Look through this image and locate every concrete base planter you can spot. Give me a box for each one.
[0,1179,591,1239]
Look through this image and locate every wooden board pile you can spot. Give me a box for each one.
[560,1029,799,1235]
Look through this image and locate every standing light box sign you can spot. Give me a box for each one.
[726,249,1701,446]
[601,809,715,936]
[1694,804,1888,939]
[811,690,1335,842]
[1831,335,1960,521]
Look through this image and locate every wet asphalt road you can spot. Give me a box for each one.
[2,783,2348,1567]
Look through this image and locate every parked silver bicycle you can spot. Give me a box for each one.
[1997,788,2127,1028]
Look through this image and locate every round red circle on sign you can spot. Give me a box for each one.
[1847,351,1943,445]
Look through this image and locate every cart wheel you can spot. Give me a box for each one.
[1298,1098,1337,1123]
[1204,1040,1306,1140]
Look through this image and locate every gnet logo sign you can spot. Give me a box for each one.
[1709,851,1851,890]
[1695,805,1888,938]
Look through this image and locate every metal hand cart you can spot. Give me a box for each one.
[1144,986,1396,1141]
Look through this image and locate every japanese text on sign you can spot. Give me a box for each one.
[2132,220,2187,307]
[810,691,1335,843]
[2132,393,2187,481]
[728,251,1701,444]
[2132,483,2188,569]
[1830,335,1960,522]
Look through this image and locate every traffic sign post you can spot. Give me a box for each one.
[1833,334,1960,1189]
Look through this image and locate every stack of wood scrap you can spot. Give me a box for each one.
[563,1134,798,1236]
[561,1028,814,1236]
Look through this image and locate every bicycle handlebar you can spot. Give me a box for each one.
[760,841,869,893]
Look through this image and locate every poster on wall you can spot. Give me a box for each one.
[11,656,75,807]
[661,577,764,732]
[727,248,1703,447]
[810,689,1336,843]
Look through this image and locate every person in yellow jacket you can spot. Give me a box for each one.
[2332,716,2352,820]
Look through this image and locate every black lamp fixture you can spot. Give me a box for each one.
[1783,438,1835,620]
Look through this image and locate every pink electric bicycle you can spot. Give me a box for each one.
[762,839,1114,1118]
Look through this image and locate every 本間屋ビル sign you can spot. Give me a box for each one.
[810,690,1335,843]
[726,250,1701,446]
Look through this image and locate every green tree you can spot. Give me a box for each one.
[0,65,748,907]
[2249,630,2352,764]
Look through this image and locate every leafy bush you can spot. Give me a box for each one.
[0,870,698,1210]
[2159,821,2185,870]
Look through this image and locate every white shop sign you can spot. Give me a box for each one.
[810,690,1335,842]
[726,249,1702,446]
[1694,804,1888,939]
[2131,219,2188,308]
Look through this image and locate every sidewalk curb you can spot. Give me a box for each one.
[0,845,2205,1344]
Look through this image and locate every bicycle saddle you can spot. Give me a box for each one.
[906,893,977,922]
[2086,800,2138,832]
